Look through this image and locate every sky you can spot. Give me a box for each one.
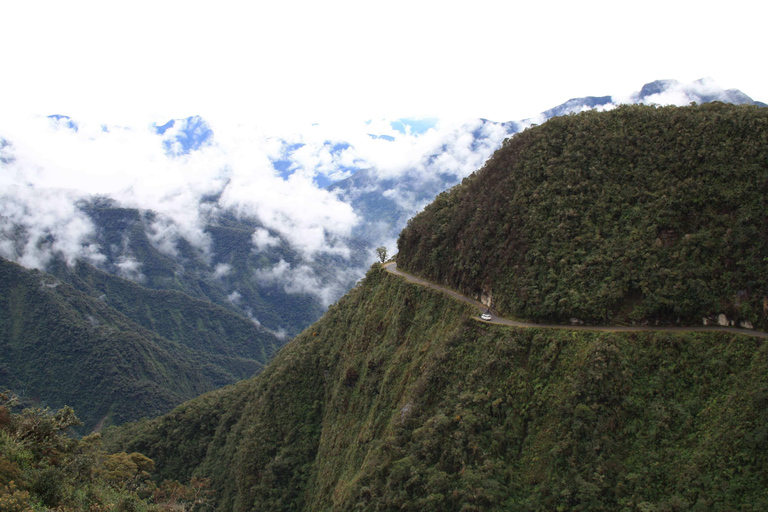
[1,0,766,306]
[1,0,766,126]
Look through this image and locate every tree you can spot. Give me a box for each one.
[376,246,388,263]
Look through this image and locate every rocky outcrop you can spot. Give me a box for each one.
[701,314,755,329]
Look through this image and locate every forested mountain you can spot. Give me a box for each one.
[102,103,768,511]
[329,79,766,264]
[63,200,325,337]
[398,102,768,330]
[104,265,768,511]
[0,256,282,432]
[1,81,764,440]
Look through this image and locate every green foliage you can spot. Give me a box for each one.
[376,246,388,263]
[397,103,768,329]
[104,266,768,510]
[0,256,273,432]
[52,259,283,365]
[0,393,214,511]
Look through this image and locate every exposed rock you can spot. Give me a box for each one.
[717,314,729,327]
[570,318,584,326]
[740,320,754,329]
[480,286,493,308]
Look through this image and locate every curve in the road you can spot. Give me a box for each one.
[383,262,768,339]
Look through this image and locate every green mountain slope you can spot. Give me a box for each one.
[397,103,768,329]
[0,257,280,432]
[104,265,768,511]
[48,259,282,364]
[76,203,325,336]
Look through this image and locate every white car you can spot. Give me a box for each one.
[481,312,492,321]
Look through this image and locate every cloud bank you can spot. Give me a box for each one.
[0,78,759,305]
[0,111,477,302]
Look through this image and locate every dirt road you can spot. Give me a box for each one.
[383,262,768,339]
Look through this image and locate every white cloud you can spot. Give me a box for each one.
[0,115,369,266]
[0,184,95,269]
[219,169,359,259]
[115,256,144,282]
[252,228,280,251]
[254,259,361,307]
[214,263,232,279]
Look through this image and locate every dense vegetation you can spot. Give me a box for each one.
[105,265,768,510]
[397,103,768,329]
[0,392,214,511]
[50,260,282,365]
[0,257,279,432]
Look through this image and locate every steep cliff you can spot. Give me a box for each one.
[105,265,768,511]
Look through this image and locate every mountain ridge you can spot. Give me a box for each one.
[104,264,768,510]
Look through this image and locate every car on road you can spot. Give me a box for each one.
[481,311,492,321]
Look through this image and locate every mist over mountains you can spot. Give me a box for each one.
[0,78,764,328]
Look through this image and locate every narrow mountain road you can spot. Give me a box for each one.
[383,262,768,339]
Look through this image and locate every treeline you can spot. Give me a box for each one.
[0,392,213,511]
[397,103,768,328]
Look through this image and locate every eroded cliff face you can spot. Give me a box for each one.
[106,265,768,511]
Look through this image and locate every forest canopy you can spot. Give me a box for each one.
[397,103,768,329]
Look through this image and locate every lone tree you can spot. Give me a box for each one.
[376,246,388,263]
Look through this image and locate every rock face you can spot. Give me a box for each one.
[480,285,493,308]
[701,314,755,329]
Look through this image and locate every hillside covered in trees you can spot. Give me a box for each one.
[22,102,766,510]
[0,391,215,511]
[0,256,283,432]
[104,265,768,511]
[398,103,768,330]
